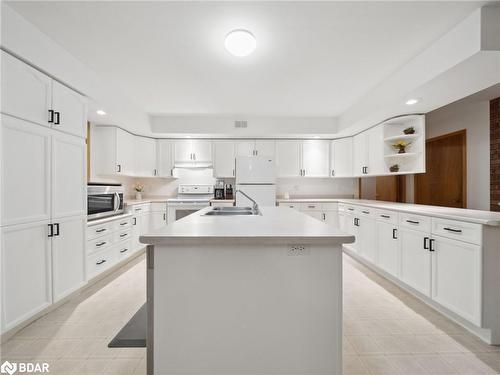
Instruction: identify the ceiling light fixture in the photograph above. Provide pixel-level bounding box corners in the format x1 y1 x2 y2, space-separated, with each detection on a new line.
96 109 107 116
405 98 420 106
225 29 256 57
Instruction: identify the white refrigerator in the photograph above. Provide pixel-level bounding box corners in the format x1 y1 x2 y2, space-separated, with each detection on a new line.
235 156 276 207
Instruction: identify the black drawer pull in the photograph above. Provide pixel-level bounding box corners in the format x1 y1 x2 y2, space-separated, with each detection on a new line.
120 248 128 253
362 210 370 214
96 259 106 265
135 208 142 211
348 208 354 211
380 214 390 219
95 241 106 247
120 233 128 238
423 237 429 250
392 228 397 239
120 222 128 226
308 206 316 209
95 228 106 233
406 220 420 225
443 227 462 233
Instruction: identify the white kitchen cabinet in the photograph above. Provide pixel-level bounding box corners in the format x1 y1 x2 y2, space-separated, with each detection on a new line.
357 216 377 263
52 131 86 219
330 138 353 177
174 140 193 163
1 221 52 331
174 139 212 165
338 211 348 232
376 221 399 277
353 133 368 177
51 81 86 138
431 235 481 325
150 203 168 231
366 125 385 175
235 140 255 157
51 215 86 302
213 140 236 178
255 140 275 157
302 140 330 177
399 227 431 297
135 136 157 176
131 215 142 250
275 140 302 177
191 140 212 163
92 126 136 176
1 51 52 127
157 139 174 177
1 115 51 226
302 210 323 220
323 210 339 227
116 128 136 175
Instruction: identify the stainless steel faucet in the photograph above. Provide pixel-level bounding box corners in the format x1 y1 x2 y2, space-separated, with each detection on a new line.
235 190 259 211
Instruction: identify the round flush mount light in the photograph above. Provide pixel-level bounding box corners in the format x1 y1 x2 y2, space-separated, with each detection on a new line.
405 98 420 106
225 29 256 57
96 109 107 116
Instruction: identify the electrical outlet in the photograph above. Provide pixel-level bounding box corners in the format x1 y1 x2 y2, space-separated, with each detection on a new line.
288 245 309 256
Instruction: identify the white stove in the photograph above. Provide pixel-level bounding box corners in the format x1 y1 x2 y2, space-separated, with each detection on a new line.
167 184 214 222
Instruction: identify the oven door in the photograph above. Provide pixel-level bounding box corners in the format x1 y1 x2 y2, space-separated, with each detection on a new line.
88 193 124 220
168 202 208 222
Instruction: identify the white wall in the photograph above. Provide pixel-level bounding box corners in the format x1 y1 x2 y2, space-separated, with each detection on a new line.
424 98 490 210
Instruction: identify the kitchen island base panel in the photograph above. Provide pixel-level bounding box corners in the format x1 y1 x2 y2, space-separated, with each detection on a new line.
148 243 342 375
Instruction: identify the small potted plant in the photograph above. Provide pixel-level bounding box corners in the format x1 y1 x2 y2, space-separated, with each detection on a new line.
134 182 144 200
392 140 411 154
390 164 400 173
403 126 415 135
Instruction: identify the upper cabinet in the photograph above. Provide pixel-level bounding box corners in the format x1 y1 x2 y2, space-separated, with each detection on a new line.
235 140 275 157
135 136 156 177
115 128 136 175
1 51 86 138
276 140 329 178
353 132 368 177
330 138 353 177
213 140 236 178
174 140 212 167
157 140 174 177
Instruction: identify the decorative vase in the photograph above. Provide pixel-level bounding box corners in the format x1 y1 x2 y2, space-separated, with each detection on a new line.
135 192 143 200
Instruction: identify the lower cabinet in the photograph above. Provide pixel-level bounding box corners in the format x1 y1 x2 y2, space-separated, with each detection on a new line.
399 227 431 297
357 216 377 263
1 221 52 332
431 235 481 325
376 221 399 278
150 203 168 231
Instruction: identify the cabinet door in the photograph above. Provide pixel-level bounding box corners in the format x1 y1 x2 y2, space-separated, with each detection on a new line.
431 235 481 325
367 125 385 175
255 140 275 157
323 210 339 228
191 140 212 163
135 136 156 176
52 216 86 302
338 212 348 232
141 213 151 236
331 138 353 177
213 140 236 178
275 140 301 177
116 128 136 175
52 132 86 219
353 133 367 177
150 211 168 231
157 139 174 177
399 228 431 297
1 115 51 226
174 140 193 163
131 215 141 250
348 216 359 252
302 210 323 221
51 81 86 138
1 51 51 127
376 221 399 277
235 140 255 157
1 221 52 331
302 140 329 177
358 217 377 263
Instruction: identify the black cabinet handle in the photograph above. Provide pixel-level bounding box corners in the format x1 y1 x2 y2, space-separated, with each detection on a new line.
406 220 419 225
96 260 106 265
392 228 397 239
348 208 354 211
443 227 462 233
354 218 360 227
54 111 60 125
120 248 128 253
423 237 429 250
48 224 54 238
120 233 127 238
96 241 106 247
133 217 137 225
48 110 54 123
154 169 157 176
120 222 127 226
322 213 326 221
331 170 335 176
362 210 370 214
96 228 106 233
163 213 166 220
135 208 142 211
380 214 390 219
54 223 60 236
117 164 122 173
429 238 435 252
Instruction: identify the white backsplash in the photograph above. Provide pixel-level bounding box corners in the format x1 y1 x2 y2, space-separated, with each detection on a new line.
276 177 358 198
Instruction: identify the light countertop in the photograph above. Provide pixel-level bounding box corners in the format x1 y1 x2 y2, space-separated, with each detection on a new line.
277 198 341 203
140 206 355 245
124 196 172 206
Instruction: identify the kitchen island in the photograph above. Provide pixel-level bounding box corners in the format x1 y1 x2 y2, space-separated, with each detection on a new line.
140 206 354 375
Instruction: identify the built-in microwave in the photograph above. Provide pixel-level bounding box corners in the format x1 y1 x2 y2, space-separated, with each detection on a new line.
87 183 124 221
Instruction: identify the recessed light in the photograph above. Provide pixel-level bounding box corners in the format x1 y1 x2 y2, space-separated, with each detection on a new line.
96 110 107 116
225 29 256 57
405 98 420 106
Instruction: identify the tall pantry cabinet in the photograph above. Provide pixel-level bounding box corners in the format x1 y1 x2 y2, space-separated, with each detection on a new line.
0 51 87 333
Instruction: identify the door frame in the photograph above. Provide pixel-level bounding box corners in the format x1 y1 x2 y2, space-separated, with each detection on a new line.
414 129 467 208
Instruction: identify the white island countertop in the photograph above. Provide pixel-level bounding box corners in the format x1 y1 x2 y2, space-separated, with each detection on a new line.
140 206 355 245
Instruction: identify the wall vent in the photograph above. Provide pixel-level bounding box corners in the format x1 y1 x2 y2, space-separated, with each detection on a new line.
234 120 248 128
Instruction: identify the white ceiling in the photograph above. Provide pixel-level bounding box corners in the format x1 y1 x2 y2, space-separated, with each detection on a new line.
7 1 484 117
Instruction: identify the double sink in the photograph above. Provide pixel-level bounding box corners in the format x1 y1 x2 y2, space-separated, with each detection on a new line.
203 206 261 216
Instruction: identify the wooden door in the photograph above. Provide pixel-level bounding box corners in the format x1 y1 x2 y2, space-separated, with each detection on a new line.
415 130 466 208
376 176 406 202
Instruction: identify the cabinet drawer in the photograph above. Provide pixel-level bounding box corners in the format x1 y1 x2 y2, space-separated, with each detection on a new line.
279 203 300 210
87 234 113 254
114 229 132 243
150 202 167 212
300 203 322 211
113 217 132 231
399 213 431 232
87 222 113 240
357 206 375 218
375 209 398 225
432 218 482 245
86 247 117 280
339 204 357 215
131 203 150 214
322 202 338 211
115 240 133 261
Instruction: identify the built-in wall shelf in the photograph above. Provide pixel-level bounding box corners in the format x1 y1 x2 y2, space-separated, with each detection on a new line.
383 134 419 142
384 152 419 159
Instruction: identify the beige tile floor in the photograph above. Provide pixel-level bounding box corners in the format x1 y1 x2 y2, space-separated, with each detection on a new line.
1 253 499 375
